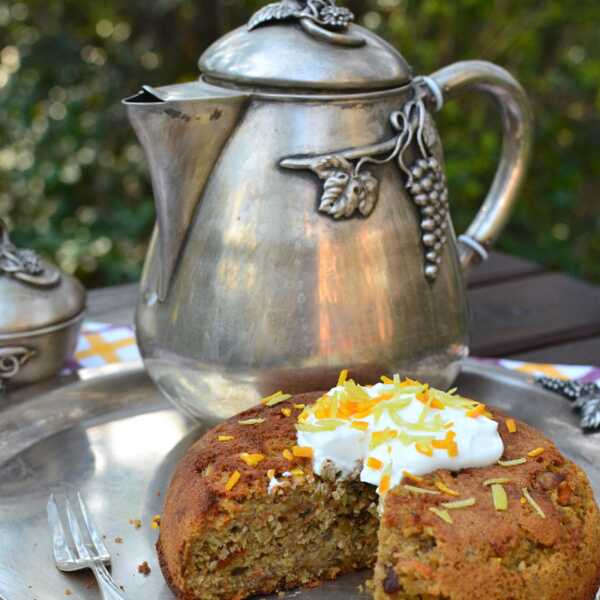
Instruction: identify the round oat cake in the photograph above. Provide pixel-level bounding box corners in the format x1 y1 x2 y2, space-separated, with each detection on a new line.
157 391 600 600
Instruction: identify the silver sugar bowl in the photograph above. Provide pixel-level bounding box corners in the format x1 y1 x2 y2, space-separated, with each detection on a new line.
0 221 86 392
124 0 533 420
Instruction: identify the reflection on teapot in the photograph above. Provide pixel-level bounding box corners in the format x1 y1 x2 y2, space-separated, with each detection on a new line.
124 0 532 420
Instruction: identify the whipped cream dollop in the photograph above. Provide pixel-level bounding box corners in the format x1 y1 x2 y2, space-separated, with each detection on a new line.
296 376 504 495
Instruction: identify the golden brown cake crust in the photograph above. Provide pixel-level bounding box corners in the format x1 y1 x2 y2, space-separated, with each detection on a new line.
375 414 600 600
158 394 600 600
157 392 323 598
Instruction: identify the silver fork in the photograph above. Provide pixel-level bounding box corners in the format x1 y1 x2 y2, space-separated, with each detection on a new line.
47 491 126 599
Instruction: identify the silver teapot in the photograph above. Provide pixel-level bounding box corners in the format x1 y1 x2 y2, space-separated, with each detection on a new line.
124 0 532 419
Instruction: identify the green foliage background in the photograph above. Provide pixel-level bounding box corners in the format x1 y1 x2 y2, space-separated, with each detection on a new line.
1 0 599 287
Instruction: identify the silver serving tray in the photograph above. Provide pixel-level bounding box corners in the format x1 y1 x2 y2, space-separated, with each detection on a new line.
1 360 599 600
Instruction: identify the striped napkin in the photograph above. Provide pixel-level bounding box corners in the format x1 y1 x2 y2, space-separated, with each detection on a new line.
68 322 600 386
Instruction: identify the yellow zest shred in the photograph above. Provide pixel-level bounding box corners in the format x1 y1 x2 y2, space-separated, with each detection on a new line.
370 429 397 449
261 391 293 407
151 515 161 529
527 447 545 458
402 470 424 483
415 442 433 457
435 481 460 496
443 421 454 429
267 469 276 480
238 418 265 426
218 435 234 442
381 375 394 384
225 471 241 491
292 446 314 459
429 507 453 524
337 369 349 386
491 483 508 511
466 403 486 418
282 449 294 461
404 485 440 495
367 457 384 470
483 478 510 486
281 408 292 417
498 457 527 467
294 404 306 410
522 488 546 518
290 467 304 477
505 418 517 433
239 452 265 467
378 473 391 495
351 421 369 431
441 498 476 509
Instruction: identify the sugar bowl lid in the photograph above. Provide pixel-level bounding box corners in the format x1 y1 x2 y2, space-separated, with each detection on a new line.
0 221 86 336
199 0 412 91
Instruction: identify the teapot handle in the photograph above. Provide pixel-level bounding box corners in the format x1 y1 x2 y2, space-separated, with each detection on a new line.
427 60 533 271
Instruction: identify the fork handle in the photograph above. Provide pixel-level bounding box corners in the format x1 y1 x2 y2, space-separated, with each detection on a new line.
92 561 127 600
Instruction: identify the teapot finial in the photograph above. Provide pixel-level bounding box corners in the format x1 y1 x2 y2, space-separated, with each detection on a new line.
248 0 366 47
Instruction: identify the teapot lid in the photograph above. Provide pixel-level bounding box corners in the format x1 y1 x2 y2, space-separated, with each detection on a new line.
199 1 412 92
0 221 86 336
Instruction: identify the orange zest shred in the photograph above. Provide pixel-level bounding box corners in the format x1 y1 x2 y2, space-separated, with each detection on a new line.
378 473 391 494
225 471 241 491
431 431 458 457
239 452 265 467
281 408 292 417
367 457 384 470
466 403 487 418
436 481 460 496
527 447 545 458
292 446 314 459
402 470 424 484
218 435 234 442
505 418 517 433
282 449 294 461
351 421 369 431
415 442 433 457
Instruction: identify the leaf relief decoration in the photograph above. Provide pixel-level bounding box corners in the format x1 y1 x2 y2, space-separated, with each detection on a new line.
309 156 379 219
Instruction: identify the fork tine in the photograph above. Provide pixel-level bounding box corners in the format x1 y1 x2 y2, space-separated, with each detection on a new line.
65 495 92 562
77 491 111 562
47 493 77 566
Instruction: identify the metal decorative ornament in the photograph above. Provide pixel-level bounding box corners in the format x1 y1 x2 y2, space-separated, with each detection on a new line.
248 0 365 47
0 347 36 394
281 78 449 280
0 221 60 287
536 376 600 432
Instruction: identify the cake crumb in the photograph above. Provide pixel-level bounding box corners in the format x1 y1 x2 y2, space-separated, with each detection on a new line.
129 518 142 529
65 590 72 596
138 561 151 576
114 536 123 544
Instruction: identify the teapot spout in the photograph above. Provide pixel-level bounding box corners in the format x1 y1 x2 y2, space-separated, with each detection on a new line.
124 82 249 301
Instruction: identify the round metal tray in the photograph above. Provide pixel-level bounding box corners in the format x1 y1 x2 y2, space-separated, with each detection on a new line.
0 360 598 600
